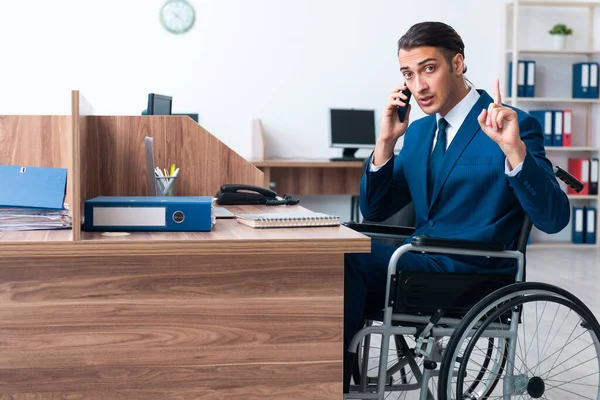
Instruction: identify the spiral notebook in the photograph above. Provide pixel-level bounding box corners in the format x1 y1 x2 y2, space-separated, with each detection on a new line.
235 212 340 228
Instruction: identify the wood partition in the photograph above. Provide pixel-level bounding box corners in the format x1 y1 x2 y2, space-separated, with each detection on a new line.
0 114 73 210
80 115 264 200
71 90 93 241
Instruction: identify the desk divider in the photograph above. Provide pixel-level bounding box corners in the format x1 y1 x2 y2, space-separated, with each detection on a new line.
0 90 265 242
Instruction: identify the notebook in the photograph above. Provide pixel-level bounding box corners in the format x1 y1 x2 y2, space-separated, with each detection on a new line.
235 212 340 228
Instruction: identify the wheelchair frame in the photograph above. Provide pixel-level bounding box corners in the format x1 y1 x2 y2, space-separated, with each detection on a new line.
346 242 525 400
344 166 599 400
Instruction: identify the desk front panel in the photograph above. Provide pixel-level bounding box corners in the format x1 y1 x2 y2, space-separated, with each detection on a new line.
0 251 344 399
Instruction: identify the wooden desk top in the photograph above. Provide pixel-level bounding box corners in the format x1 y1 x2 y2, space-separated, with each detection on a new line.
0 205 370 258
251 159 364 168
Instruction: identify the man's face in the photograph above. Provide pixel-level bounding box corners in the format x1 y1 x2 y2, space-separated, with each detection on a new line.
398 46 462 116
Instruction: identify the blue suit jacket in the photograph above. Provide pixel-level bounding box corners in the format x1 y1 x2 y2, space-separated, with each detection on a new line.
360 89 570 271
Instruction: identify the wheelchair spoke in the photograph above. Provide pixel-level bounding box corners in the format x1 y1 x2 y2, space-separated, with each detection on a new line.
537 301 562 371
540 329 589 378
545 352 598 381
544 383 597 400
545 370 600 388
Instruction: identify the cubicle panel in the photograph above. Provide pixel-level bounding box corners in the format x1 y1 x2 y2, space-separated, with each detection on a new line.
82 116 263 199
71 90 94 241
0 115 72 208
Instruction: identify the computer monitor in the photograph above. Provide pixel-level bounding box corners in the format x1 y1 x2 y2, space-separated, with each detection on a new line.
146 93 173 115
173 113 199 122
330 108 376 161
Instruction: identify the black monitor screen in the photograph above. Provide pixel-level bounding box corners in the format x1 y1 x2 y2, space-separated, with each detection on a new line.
330 109 376 147
148 93 172 115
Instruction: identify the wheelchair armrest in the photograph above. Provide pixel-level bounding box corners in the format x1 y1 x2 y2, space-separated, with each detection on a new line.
343 222 415 239
411 235 506 252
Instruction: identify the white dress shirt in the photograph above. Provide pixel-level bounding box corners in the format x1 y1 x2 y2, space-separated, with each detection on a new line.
371 86 523 176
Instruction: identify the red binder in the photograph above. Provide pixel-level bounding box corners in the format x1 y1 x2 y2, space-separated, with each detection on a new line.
562 109 572 147
568 158 589 195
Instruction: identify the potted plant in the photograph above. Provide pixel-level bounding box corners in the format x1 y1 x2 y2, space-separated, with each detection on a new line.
549 23 573 50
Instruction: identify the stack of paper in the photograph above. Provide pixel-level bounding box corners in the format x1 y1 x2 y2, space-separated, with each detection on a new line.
0 204 72 231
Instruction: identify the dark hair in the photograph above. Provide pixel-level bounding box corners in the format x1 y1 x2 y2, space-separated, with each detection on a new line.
397 21 467 74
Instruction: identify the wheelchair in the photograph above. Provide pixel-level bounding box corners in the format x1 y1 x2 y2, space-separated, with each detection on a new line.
343 166 600 400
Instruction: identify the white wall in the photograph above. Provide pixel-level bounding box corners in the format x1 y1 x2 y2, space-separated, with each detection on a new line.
0 0 510 160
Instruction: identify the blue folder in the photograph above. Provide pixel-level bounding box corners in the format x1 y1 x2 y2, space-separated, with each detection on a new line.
0 164 67 210
83 196 213 232
525 60 536 97
572 206 585 244
508 61 526 98
585 206 596 244
529 110 554 146
573 62 599 99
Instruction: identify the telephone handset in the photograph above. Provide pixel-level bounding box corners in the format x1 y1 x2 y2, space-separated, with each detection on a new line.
397 86 412 123
215 184 299 206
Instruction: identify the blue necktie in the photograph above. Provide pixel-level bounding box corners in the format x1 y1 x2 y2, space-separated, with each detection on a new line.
428 118 449 202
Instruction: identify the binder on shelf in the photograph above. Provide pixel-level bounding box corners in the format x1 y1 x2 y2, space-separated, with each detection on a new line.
572 206 585 244
508 61 526 98
585 207 597 244
591 62 599 99
553 110 563 147
590 158 599 195
573 62 599 99
525 61 536 97
567 158 590 195
83 196 213 232
562 109 572 147
530 110 554 146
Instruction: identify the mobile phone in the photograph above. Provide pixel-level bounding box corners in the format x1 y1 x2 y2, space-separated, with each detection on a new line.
397 87 412 123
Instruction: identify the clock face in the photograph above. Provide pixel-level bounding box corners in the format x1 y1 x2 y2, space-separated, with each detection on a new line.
160 0 195 34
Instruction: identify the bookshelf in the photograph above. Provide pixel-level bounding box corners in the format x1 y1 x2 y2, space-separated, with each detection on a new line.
506 0 600 248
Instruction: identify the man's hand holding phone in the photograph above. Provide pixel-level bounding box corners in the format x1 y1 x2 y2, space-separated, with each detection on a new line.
373 84 412 166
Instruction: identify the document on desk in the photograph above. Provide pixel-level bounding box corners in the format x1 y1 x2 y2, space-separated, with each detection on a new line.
235 212 339 228
0 204 72 231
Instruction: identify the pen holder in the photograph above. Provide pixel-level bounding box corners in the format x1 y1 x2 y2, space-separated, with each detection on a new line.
155 175 178 196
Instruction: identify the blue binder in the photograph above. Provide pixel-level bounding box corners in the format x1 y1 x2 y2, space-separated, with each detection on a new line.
525 61 536 97
529 110 554 146
508 61 526 98
573 62 599 98
553 110 563 147
572 206 585 244
591 62 599 99
585 206 596 244
0 164 67 210
83 196 213 232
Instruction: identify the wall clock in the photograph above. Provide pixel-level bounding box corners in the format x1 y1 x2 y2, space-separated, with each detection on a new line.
160 0 195 34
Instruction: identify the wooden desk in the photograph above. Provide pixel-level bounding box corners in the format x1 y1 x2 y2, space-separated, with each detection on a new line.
251 159 365 196
0 205 370 399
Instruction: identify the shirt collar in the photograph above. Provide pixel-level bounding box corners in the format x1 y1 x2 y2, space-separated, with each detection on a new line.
436 85 480 129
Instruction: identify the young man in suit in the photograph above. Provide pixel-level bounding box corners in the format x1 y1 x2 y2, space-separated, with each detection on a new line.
343 21 570 391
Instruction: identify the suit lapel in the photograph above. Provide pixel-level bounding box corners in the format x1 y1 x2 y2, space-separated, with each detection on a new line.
429 90 493 208
415 116 437 209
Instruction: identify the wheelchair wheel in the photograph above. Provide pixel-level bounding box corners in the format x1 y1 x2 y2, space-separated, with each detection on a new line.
438 282 600 399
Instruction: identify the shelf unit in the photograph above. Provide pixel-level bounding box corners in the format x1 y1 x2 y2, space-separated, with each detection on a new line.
506 0 600 248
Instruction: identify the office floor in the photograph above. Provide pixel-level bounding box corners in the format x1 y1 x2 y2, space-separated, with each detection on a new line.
526 247 600 316
351 247 600 400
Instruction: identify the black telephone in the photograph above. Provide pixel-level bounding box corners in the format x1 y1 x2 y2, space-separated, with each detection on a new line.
397 86 412 123
215 184 299 206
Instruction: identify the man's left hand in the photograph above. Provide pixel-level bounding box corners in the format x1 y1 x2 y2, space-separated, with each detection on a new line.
477 78 526 169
